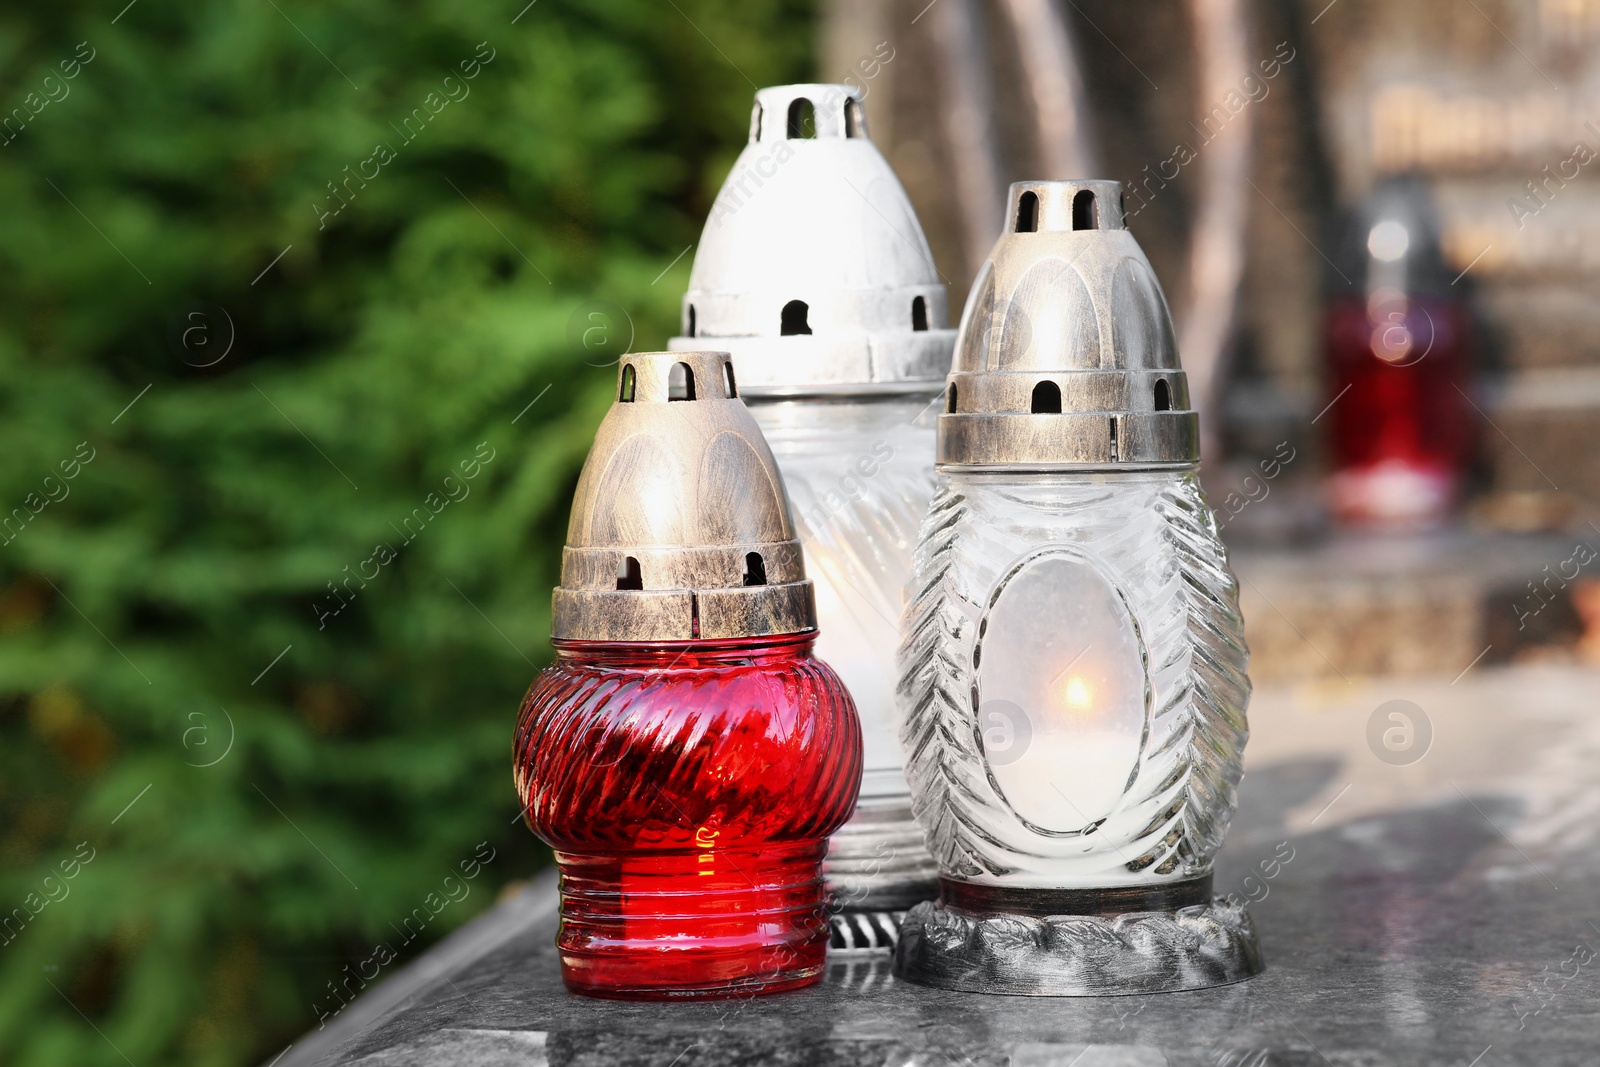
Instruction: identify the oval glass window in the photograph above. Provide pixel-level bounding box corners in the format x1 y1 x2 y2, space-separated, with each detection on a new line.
975 551 1147 835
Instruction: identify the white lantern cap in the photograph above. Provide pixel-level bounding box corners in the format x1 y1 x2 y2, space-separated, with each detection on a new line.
669 84 957 398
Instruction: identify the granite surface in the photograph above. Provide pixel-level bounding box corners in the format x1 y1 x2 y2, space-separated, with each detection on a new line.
278 664 1600 1066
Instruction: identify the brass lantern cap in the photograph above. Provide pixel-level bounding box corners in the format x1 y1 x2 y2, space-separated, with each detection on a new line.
553 351 816 642
938 180 1200 470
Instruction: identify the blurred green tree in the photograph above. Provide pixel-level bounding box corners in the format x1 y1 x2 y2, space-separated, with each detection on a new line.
0 1 813 1063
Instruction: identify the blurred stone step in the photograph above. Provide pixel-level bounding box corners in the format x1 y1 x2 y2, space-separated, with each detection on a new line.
1478 285 1600 373
1477 399 1600 503
1232 527 1596 682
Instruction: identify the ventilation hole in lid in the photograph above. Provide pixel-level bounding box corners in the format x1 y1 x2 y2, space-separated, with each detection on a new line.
781 299 812 336
1109 416 1119 461
619 364 636 402
1072 189 1098 230
616 556 643 590
912 295 928 332
1031 380 1062 414
787 97 816 139
946 384 958 413
668 362 696 401
844 98 865 138
723 361 737 398
690 592 700 639
686 304 697 338
742 552 767 587
1154 379 1172 411
1016 191 1040 233
751 103 763 140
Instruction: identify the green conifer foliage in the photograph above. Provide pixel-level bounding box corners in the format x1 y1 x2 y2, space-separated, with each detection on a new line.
0 2 812 1063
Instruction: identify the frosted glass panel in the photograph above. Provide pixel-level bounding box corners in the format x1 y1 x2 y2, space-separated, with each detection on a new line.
752 399 935 797
977 551 1146 835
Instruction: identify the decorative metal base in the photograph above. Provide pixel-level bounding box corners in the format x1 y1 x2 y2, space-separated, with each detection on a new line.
893 887 1263 996
829 909 908 952
823 796 939 952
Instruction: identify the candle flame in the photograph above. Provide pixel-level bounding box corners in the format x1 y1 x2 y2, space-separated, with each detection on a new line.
1064 675 1092 710
695 824 718 876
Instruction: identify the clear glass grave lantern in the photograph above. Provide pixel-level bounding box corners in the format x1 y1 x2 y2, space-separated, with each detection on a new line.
513 351 863 999
893 181 1262 995
669 84 957 948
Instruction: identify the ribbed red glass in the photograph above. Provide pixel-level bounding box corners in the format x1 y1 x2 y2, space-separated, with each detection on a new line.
1324 293 1475 524
513 632 862 1000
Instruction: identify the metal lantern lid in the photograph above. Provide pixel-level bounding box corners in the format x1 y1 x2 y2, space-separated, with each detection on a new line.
553 351 816 642
938 180 1200 470
668 84 957 398
1333 175 1452 297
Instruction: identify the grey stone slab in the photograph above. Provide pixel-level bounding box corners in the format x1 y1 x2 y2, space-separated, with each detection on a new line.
281 664 1600 1066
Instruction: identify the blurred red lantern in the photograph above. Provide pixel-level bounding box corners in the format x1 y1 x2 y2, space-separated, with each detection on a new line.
1323 182 1476 525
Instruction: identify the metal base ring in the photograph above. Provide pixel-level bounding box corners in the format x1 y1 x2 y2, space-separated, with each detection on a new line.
892 893 1264 996
828 909 908 953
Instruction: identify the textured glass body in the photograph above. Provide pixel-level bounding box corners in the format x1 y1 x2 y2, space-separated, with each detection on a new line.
514 634 862 998
897 470 1250 888
751 397 941 908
